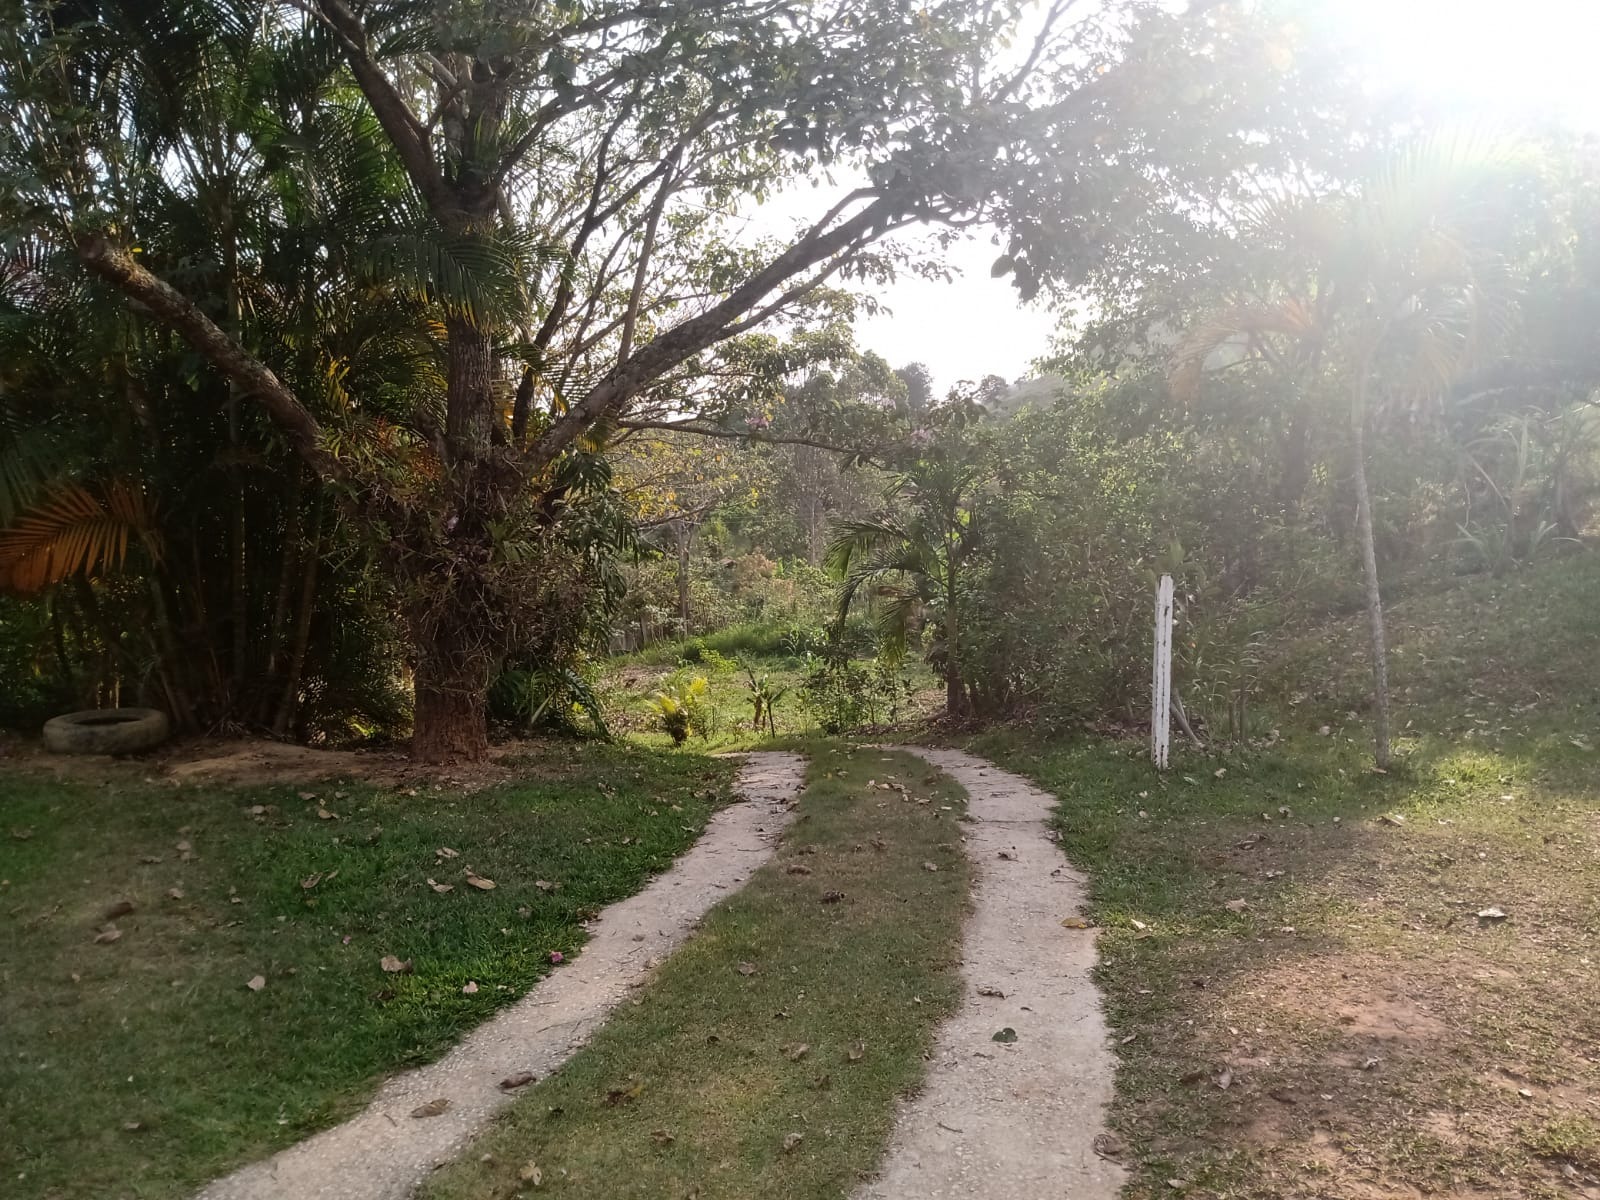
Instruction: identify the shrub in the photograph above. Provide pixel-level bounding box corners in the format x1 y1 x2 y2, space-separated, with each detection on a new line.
798 653 912 734
648 673 713 744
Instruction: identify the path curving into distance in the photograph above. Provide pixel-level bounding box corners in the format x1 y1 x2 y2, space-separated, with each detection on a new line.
857 747 1125 1200
196 751 807 1200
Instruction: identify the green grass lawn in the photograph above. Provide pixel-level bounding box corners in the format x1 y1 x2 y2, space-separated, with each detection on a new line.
421 742 971 1200
0 742 738 1200
973 555 1600 1199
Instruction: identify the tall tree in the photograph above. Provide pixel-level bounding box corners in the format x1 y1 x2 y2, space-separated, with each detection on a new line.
2 0 1316 760
1173 139 1522 767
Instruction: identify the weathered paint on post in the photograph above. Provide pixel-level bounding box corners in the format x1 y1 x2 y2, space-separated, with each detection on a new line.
1151 574 1173 770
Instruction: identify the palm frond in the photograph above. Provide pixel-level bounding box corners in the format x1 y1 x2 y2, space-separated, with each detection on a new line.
0 480 158 593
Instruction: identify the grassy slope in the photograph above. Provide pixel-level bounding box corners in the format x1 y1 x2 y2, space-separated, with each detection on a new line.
0 743 737 1200
975 555 1600 1199
422 743 970 1200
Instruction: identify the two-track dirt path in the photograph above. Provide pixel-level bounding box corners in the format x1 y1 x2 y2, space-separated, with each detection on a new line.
195 745 1121 1200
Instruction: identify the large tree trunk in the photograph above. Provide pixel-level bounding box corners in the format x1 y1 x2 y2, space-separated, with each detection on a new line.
412 650 494 764
410 312 501 763
1350 399 1392 769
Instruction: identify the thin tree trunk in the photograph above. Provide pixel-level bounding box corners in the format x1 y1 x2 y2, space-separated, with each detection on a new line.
943 552 966 718
272 499 324 738
675 519 692 627
264 465 306 681
1350 391 1392 769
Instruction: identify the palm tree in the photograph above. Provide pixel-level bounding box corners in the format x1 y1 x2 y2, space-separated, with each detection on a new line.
826 430 987 718
1173 139 1519 767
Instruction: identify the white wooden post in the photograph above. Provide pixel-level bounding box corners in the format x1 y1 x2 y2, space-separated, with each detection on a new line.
1151 574 1174 770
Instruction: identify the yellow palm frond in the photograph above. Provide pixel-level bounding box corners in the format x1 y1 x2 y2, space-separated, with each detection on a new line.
0 480 158 594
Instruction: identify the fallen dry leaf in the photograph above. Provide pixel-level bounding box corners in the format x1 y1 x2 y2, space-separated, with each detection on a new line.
736 961 757 976
93 926 122 945
465 871 496 891
922 861 939 872
461 981 479 995
1215 1069 1233 1090
1060 915 1093 930
534 879 558 892
166 887 184 900
847 1041 865 1062
783 1043 810 1062
1477 906 1509 922
101 899 135 921
379 955 413 974
977 985 1006 998
650 1129 675 1146
426 878 454 894
499 1072 536 1091
436 846 460 859
781 1132 804 1153
1224 898 1249 913
519 1162 542 1185
246 975 266 991
410 1098 450 1118
1092 1132 1125 1160
820 890 845 904
300 873 323 890
315 808 337 821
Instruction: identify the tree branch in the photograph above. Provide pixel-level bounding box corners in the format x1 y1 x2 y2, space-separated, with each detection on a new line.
529 198 895 470
76 234 345 484
616 419 878 457
312 0 456 220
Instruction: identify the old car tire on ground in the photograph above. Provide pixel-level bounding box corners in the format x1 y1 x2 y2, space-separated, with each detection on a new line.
42 708 171 755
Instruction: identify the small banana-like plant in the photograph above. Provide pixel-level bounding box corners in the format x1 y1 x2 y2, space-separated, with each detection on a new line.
649 674 711 744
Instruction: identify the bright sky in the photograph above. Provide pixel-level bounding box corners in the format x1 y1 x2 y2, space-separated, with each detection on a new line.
806 0 1600 396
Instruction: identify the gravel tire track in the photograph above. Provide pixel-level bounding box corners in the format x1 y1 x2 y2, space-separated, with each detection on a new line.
195 751 806 1200
856 746 1124 1200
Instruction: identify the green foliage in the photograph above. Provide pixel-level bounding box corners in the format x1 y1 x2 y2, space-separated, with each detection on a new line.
489 663 611 741
797 652 913 735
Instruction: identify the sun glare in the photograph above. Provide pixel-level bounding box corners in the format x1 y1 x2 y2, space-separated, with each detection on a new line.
1334 0 1600 129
